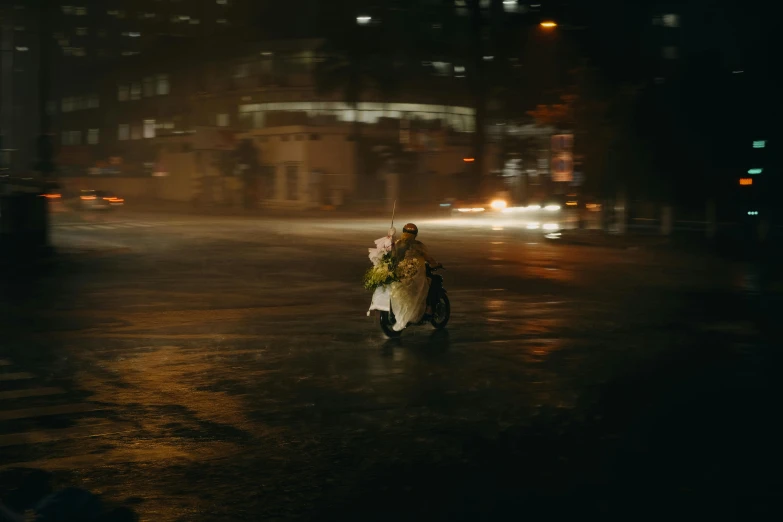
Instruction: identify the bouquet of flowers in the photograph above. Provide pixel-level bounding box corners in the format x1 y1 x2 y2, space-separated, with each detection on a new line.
395 257 420 283
363 234 399 291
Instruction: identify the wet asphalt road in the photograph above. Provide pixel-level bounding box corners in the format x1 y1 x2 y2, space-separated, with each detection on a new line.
1 209 780 520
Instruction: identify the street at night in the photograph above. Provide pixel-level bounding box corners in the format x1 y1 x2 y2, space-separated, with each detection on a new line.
1 0 779 519
1 209 779 520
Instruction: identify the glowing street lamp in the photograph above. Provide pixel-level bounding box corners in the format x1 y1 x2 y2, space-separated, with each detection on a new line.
540 21 557 28
356 15 371 25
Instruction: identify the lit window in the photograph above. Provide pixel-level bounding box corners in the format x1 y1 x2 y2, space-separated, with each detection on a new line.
62 6 73 14
127 32 141 38
71 130 82 145
432 61 451 76
61 97 74 112
143 119 156 139
87 128 99 145
143 76 155 97
87 94 99 108
118 124 130 140
217 0 228 5
189 19 200 24
118 84 129 101
217 113 230 127
75 6 87 16
75 27 87 36
131 125 142 140
663 14 679 27
502 0 518 13
15 46 29 52
217 18 228 24
156 74 170 95
130 82 141 100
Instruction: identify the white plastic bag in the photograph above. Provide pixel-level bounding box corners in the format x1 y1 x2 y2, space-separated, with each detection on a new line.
367 285 391 315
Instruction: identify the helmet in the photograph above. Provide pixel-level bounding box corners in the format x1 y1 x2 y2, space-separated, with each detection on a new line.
402 223 418 236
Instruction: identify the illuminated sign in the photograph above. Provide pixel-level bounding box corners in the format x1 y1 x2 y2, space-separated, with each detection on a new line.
748 168 763 175
739 178 753 185
753 140 766 148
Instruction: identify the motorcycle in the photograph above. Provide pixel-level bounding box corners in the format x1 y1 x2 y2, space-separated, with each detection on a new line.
373 264 451 338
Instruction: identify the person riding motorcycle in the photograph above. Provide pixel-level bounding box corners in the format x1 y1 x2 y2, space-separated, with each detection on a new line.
393 223 442 317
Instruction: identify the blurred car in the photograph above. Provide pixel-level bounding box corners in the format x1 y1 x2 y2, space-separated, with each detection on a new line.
437 198 457 214
450 195 510 216
79 189 124 210
41 183 69 212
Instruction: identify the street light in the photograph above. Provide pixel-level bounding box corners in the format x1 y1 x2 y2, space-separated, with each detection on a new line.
356 15 371 25
540 21 557 28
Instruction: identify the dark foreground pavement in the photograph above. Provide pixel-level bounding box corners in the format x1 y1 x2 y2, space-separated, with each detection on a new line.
1 211 781 520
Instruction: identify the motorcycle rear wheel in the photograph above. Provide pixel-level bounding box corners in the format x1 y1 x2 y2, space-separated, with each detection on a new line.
379 310 403 338
430 293 451 329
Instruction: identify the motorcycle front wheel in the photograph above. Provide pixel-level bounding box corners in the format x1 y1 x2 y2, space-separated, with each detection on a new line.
430 293 451 330
379 310 403 338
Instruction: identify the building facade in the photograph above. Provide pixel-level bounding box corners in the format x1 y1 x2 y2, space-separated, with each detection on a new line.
1 1 40 172
53 31 481 205
1 0 253 173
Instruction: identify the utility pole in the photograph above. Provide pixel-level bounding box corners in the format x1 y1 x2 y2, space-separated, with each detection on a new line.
0 5 14 175
34 0 54 178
